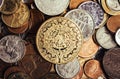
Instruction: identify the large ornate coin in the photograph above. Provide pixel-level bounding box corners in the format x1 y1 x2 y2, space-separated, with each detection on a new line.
36 17 82 64
34 0 69 16
0 35 26 63
65 9 95 40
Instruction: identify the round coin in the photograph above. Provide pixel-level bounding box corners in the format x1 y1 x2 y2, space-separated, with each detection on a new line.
65 9 95 41
34 0 69 16
78 1 104 28
115 28 120 46
103 48 120 79
1 3 30 28
0 35 26 63
36 17 83 64
56 58 80 79
41 73 63 79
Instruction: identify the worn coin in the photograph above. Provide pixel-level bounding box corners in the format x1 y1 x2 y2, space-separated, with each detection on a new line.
36 17 83 64
56 58 80 79
115 28 120 46
0 35 26 63
78 1 104 28
41 73 63 79
65 9 95 41
34 0 69 16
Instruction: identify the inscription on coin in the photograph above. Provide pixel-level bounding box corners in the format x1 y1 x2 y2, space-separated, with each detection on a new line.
36 17 83 64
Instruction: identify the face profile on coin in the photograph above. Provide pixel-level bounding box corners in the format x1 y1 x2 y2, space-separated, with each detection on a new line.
0 35 26 63
36 17 83 64
115 28 120 46
56 58 80 79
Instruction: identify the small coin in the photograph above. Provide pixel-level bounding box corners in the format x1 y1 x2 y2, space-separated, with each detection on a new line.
41 73 63 79
107 15 120 33
1 3 30 28
84 59 103 79
78 1 104 28
36 17 83 64
115 28 120 46
103 48 120 79
78 37 99 58
0 35 26 63
34 0 69 16
96 26 117 49
65 9 95 41
56 58 80 79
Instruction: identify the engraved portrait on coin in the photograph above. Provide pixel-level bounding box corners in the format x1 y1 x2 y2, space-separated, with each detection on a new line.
36 17 83 64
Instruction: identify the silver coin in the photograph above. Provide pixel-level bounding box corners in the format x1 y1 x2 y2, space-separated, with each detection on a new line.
115 28 120 46
65 9 95 41
78 1 104 28
34 0 69 16
55 58 80 79
0 35 26 63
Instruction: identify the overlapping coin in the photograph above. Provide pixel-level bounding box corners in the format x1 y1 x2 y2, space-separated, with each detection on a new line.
36 17 83 64
115 28 120 46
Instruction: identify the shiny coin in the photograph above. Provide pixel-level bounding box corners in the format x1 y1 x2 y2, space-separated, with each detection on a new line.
103 48 120 79
56 58 80 78
36 17 83 64
65 9 94 41
41 73 63 79
78 1 104 28
34 0 69 16
1 3 30 28
96 26 117 49
115 28 120 46
0 35 26 63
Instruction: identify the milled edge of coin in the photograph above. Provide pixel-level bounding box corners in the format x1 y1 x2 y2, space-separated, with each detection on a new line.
36 17 83 64
115 28 120 46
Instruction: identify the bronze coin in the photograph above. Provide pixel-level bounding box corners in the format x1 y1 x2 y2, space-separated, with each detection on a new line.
41 73 63 79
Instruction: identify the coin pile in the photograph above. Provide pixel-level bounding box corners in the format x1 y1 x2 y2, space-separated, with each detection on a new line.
0 0 120 79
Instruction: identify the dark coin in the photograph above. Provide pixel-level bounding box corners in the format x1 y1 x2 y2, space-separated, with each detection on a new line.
41 73 63 79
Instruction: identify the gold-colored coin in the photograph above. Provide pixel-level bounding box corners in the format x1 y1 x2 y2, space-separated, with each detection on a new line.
1 3 30 28
36 17 83 64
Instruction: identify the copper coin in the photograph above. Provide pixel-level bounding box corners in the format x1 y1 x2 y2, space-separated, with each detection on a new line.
41 73 63 79
103 48 120 79
115 28 120 46
84 60 103 79
0 35 26 63
107 15 120 33
79 36 99 58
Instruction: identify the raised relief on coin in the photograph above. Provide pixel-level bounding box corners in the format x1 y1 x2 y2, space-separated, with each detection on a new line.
1 3 30 28
0 35 26 63
115 28 120 46
96 26 117 49
56 58 80 78
36 17 83 64
41 73 63 79
78 1 104 28
34 0 69 16
103 48 120 79
65 9 95 41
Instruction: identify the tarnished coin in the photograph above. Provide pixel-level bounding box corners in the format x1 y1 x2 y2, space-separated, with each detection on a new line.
84 60 103 79
65 9 95 40
0 35 26 63
96 26 117 49
79 37 99 58
41 73 63 79
103 48 120 79
115 28 120 46
36 17 83 64
1 3 30 28
56 58 80 79
34 0 69 16
78 1 104 28
22 0 34 4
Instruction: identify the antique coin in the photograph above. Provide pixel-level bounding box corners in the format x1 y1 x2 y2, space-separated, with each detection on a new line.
78 1 104 28
0 35 26 63
115 28 120 46
41 73 63 79
96 26 117 49
34 0 69 16
103 48 120 79
56 58 80 78
1 3 30 28
8 72 32 79
36 17 83 64
65 9 94 41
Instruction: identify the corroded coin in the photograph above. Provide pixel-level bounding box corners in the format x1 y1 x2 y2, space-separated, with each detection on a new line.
1 3 30 28
115 28 120 46
78 1 104 28
103 48 120 79
41 73 63 79
34 0 69 16
0 35 26 63
65 9 95 41
56 58 80 79
36 17 83 64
